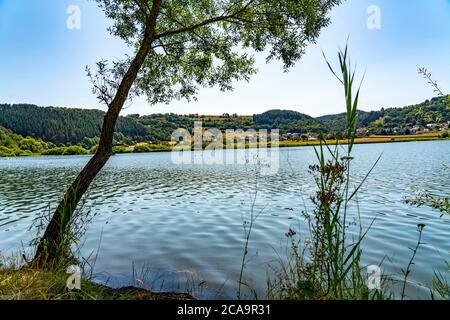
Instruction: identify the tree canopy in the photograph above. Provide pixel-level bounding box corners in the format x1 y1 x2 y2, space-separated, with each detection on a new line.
90 0 341 106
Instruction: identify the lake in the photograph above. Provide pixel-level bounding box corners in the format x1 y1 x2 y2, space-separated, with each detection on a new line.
0 140 449 299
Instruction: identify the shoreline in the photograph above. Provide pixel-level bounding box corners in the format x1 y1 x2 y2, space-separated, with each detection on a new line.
0 266 195 300
1 135 448 158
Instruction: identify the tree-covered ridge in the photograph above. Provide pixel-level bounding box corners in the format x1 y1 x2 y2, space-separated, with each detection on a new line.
0 104 149 147
0 95 449 147
254 109 315 124
368 96 450 134
317 110 384 133
252 109 324 134
315 95 450 135
139 96 449 136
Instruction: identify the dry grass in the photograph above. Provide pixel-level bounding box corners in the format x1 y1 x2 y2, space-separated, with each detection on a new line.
0 267 194 300
279 133 443 148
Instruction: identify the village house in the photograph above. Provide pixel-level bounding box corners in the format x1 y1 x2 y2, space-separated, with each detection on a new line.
357 127 369 136
426 123 440 131
411 125 425 134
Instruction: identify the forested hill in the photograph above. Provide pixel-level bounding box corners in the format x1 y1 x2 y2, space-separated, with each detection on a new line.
0 95 449 146
369 96 450 132
252 109 324 133
318 95 450 134
316 110 385 133
0 104 149 147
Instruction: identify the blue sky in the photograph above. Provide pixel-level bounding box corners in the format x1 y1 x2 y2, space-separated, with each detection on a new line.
1 0 450 116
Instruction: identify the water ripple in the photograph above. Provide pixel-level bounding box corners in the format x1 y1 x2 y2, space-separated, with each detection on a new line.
0 141 449 299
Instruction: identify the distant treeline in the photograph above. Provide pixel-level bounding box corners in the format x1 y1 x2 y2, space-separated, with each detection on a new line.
0 96 449 147
0 126 174 157
318 96 450 135
0 104 148 148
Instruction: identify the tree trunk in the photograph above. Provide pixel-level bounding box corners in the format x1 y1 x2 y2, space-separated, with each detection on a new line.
32 24 157 266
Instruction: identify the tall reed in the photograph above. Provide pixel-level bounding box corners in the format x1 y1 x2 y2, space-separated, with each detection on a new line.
269 45 384 300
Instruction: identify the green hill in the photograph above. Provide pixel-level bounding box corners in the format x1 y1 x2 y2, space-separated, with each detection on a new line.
0 104 150 148
254 109 316 125
252 110 324 133
368 96 450 134
317 110 384 133
317 96 449 134
0 96 449 148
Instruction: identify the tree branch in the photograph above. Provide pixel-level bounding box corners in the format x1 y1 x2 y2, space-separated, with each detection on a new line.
157 10 218 50
147 0 163 36
133 0 149 17
155 0 257 40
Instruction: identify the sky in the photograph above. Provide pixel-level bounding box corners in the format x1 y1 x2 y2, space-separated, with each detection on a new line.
1 0 450 117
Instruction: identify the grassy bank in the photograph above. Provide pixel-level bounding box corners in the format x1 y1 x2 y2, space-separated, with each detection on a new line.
278 133 445 148
0 267 193 300
2 133 447 158
121 132 447 151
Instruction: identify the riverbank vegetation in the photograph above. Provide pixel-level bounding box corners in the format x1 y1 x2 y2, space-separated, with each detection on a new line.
0 127 62 157
267 47 384 300
1 95 449 151
266 47 449 300
0 262 193 300
1 125 447 158
0 127 92 157
0 127 176 157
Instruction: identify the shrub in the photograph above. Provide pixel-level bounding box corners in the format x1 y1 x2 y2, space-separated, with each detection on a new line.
19 138 45 154
133 143 170 153
133 144 153 153
42 146 90 156
63 146 89 155
0 146 15 157
112 145 131 154
18 150 34 157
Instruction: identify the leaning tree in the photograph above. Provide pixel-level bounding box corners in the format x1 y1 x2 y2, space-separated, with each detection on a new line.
33 0 341 264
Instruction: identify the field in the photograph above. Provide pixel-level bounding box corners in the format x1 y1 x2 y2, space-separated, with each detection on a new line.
116 132 446 153
278 133 444 148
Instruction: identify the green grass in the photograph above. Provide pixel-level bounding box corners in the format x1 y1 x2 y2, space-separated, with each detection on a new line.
278 134 445 148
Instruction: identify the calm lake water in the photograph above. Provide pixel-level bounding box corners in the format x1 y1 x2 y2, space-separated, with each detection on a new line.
1 140 449 299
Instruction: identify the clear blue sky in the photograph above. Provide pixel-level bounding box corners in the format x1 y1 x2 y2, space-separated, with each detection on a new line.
1 0 450 117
